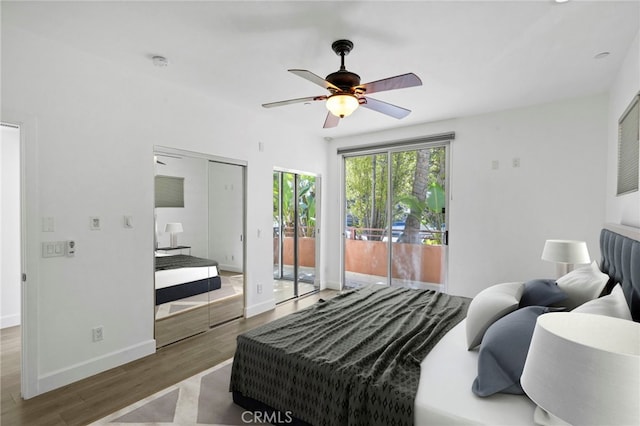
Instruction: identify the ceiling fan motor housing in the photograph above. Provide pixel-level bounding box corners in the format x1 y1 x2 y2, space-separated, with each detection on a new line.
326 70 361 92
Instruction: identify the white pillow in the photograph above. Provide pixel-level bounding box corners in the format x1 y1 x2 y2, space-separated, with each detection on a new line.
556 261 608 310
465 282 524 350
573 284 632 320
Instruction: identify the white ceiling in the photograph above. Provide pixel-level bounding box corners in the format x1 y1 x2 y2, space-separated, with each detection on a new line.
3 0 639 139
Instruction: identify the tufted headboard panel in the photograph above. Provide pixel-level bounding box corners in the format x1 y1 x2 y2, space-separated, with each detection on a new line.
600 226 640 322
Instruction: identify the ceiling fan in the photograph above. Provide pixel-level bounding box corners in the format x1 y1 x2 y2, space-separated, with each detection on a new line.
262 40 422 128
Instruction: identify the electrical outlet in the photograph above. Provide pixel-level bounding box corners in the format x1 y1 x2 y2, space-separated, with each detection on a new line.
92 326 104 342
257 283 263 294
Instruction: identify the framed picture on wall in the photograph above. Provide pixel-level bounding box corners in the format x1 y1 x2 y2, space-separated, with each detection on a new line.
617 92 639 196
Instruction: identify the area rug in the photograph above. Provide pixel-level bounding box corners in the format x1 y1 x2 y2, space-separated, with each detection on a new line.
91 359 266 425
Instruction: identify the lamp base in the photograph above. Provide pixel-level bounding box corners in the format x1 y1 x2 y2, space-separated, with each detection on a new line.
170 233 178 248
554 263 574 279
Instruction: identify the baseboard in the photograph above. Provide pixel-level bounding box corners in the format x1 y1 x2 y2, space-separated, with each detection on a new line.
1 313 20 329
323 280 342 291
218 264 243 273
37 339 156 396
244 298 275 318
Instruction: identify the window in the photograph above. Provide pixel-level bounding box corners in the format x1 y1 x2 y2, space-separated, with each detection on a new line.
617 92 639 196
155 175 184 207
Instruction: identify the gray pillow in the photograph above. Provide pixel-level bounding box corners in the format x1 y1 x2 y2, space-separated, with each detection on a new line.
519 279 567 308
472 306 552 397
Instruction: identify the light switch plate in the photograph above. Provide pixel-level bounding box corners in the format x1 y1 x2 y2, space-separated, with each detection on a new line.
42 241 65 258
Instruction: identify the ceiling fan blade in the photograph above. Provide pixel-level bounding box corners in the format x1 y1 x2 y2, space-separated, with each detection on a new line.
323 111 340 128
262 95 327 108
289 69 340 92
358 73 422 95
360 97 411 119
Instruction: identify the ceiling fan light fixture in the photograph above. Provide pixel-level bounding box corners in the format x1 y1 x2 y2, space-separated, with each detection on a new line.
326 94 359 118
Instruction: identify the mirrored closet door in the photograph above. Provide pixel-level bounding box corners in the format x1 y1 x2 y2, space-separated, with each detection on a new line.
154 148 246 347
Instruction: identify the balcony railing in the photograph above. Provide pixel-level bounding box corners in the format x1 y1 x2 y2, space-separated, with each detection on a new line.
345 226 443 244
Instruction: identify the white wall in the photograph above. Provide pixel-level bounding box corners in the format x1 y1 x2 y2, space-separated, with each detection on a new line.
2 26 328 396
209 161 244 272
1 125 22 328
327 94 608 298
606 30 640 227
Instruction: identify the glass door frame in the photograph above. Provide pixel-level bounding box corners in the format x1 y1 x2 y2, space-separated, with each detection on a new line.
273 167 321 302
340 140 451 292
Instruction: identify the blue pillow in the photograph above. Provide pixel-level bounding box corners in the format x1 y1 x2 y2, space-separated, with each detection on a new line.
472 306 552 397
518 279 567 308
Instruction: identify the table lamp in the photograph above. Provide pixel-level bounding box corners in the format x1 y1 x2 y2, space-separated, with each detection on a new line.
164 222 183 248
541 239 590 277
521 312 640 426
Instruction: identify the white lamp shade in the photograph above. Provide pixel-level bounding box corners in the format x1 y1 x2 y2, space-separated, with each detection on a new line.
326 94 359 118
521 312 640 426
541 240 590 264
164 222 183 233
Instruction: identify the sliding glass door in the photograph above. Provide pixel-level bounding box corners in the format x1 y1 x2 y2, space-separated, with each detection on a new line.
273 170 319 303
343 143 448 290
343 154 389 286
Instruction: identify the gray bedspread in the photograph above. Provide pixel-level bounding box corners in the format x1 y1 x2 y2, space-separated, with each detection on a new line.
230 285 470 426
154 254 218 271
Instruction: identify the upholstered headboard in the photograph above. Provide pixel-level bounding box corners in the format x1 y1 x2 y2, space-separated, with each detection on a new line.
600 225 640 322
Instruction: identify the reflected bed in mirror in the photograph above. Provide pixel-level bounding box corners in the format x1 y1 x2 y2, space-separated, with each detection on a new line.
154 254 244 347
154 252 243 320
155 252 221 312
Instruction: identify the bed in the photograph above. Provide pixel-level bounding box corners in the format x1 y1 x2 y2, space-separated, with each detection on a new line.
230 225 640 425
154 253 222 305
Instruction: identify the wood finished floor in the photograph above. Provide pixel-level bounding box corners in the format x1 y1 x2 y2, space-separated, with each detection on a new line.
0 290 336 426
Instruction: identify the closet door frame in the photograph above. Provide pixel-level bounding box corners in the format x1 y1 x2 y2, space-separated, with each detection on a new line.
153 146 247 346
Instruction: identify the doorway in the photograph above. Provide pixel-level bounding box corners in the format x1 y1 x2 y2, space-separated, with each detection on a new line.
1 123 22 329
1 121 27 398
153 148 246 347
342 143 449 291
272 170 320 303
